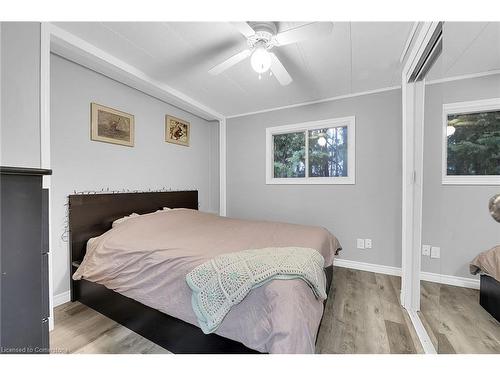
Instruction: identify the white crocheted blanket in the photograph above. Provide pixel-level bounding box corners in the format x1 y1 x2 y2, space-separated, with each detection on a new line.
186 247 327 334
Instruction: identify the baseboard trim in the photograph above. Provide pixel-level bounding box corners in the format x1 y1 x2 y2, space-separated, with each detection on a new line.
333 258 480 289
333 258 402 276
420 271 480 290
53 290 71 307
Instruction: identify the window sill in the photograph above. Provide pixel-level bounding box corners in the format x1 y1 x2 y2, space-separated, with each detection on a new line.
442 176 500 186
266 176 355 185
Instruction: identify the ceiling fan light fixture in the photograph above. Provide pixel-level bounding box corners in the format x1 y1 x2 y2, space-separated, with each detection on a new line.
251 47 272 74
211 21 332 85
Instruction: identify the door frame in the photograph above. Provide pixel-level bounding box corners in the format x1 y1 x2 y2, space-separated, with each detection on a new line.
401 21 442 353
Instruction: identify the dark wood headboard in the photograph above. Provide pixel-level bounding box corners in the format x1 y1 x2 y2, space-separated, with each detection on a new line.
68 191 198 266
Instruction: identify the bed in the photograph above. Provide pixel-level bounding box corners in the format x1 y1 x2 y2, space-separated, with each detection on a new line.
470 245 500 322
69 191 341 354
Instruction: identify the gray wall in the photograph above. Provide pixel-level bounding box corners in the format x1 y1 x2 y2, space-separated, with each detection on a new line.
422 74 500 278
51 54 219 296
0 22 41 167
227 89 403 268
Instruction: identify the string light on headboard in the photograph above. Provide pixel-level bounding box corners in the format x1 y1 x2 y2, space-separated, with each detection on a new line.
70 187 199 195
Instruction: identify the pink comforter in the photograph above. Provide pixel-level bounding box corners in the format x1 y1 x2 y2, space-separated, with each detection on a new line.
73 209 341 353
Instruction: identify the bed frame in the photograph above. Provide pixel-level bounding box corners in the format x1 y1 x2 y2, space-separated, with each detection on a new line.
480 274 500 323
68 191 333 354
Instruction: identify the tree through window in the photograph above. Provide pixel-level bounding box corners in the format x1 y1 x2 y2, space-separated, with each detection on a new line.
266 117 355 184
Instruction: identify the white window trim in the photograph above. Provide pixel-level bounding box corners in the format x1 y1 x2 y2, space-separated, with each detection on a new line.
265 116 355 185
442 97 500 185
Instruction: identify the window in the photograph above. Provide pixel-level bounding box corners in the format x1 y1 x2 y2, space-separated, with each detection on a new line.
273 131 306 178
442 99 500 185
266 117 355 184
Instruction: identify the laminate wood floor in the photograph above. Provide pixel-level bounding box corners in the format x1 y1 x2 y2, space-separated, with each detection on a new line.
419 280 500 354
50 267 423 354
50 302 169 354
316 267 423 353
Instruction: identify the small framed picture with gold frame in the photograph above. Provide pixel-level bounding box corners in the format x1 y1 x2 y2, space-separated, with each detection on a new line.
165 115 190 147
91 103 134 147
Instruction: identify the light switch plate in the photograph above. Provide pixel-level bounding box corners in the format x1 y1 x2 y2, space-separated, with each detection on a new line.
422 245 431 256
365 239 372 249
431 246 441 259
357 239 365 249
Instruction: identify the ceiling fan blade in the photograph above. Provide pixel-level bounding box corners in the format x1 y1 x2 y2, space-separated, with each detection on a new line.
275 22 333 46
208 49 252 75
270 53 292 86
230 22 255 38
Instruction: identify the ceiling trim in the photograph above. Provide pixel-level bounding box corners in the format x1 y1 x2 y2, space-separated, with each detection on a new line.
425 69 500 86
48 23 224 121
227 67 500 120
226 85 402 119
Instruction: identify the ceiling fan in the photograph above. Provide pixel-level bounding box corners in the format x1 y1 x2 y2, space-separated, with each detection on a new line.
208 22 334 86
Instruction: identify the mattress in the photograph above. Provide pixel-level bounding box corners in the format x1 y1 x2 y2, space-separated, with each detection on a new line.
73 208 341 353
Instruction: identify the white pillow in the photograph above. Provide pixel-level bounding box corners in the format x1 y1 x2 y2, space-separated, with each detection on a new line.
112 208 170 228
112 213 140 228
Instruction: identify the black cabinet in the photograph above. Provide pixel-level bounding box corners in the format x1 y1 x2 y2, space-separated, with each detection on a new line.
0 166 52 354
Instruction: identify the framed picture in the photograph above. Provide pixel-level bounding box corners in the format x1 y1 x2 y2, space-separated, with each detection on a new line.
91 103 134 147
165 115 190 146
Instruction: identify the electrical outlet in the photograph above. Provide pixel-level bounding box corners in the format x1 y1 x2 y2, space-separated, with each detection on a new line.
431 246 441 259
422 245 431 256
365 239 372 249
357 239 365 249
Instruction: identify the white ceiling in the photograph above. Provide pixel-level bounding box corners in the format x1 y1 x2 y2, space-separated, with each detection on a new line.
52 22 500 118
427 22 500 81
53 22 414 117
